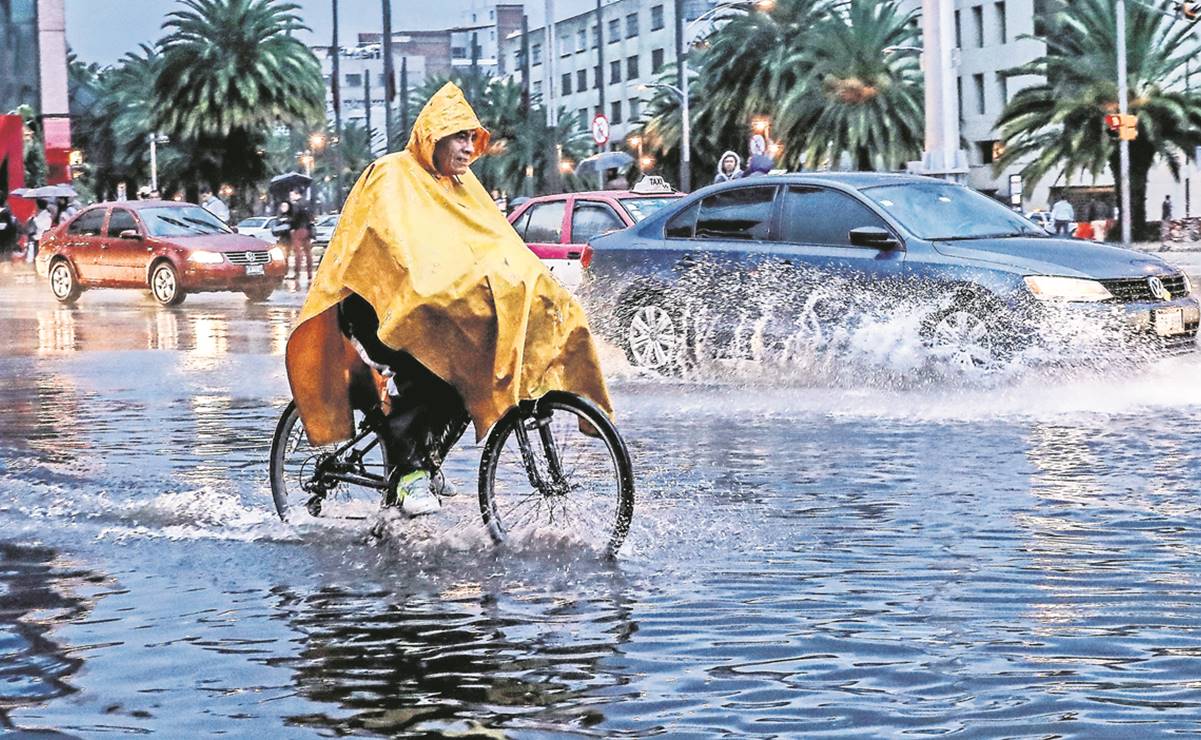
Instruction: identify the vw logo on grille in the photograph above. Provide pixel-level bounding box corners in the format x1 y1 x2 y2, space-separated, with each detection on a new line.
244 252 254 262
1148 276 1172 301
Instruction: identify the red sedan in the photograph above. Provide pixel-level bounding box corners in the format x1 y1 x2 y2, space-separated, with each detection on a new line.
36 200 287 306
507 177 683 290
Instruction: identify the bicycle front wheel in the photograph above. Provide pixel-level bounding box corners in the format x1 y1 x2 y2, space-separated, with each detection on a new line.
269 401 390 520
478 391 635 557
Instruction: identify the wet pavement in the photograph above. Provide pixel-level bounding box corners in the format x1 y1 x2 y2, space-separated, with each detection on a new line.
1 270 1201 737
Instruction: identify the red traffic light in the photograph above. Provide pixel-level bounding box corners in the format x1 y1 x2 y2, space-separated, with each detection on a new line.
1104 114 1122 131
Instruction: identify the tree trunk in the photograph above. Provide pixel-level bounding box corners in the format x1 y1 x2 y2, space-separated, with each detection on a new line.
856 146 871 171
1108 140 1156 241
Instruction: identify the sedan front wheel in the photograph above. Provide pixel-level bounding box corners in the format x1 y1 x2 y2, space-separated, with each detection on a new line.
150 262 186 306
924 306 1004 370
623 302 683 372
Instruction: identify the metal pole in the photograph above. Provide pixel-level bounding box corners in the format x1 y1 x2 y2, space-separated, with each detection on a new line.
332 0 344 206
149 133 158 193
381 0 396 151
522 14 534 196
596 0 606 191
674 0 690 191
545 0 557 127
1116 0 1132 246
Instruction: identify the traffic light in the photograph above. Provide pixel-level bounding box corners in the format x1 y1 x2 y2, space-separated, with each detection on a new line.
1103 113 1138 141
1180 1 1201 20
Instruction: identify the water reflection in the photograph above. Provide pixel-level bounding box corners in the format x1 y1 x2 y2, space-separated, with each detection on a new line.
270 569 638 736
0 543 101 732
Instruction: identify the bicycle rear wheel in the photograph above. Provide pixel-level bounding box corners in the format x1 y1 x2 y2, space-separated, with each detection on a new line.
478 391 635 557
269 400 390 520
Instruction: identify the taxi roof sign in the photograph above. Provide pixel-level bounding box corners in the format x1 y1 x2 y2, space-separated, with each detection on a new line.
631 175 675 194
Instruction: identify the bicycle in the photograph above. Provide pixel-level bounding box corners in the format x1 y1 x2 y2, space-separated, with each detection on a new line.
268 391 635 557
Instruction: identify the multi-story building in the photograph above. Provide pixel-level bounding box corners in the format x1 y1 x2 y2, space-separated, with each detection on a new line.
317 4 523 154
1 0 71 189
499 0 712 148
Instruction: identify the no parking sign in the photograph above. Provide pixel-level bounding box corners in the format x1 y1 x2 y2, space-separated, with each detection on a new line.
591 114 610 146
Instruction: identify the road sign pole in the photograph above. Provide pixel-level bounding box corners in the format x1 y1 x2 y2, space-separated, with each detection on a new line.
1117 0 1132 247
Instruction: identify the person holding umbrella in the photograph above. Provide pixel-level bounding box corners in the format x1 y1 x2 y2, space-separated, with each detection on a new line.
288 189 315 281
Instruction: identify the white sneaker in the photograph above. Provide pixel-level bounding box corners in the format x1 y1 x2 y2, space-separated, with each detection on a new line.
397 471 441 517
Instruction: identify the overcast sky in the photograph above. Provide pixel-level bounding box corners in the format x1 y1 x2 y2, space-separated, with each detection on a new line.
64 0 599 66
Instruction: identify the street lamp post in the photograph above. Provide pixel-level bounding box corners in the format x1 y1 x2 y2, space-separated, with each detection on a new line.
1116 0 1133 246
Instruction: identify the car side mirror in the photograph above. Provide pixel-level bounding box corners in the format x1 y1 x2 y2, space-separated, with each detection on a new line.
230 225 239 233
849 226 900 249
119 229 143 240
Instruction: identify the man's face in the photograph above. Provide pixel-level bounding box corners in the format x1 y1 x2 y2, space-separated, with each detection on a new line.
434 130 476 177
722 157 736 174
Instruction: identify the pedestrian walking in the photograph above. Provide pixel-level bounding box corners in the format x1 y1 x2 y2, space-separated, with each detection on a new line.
287 189 315 281
713 151 742 183
1159 194 1175 245
28 199 53 264
201 186 231 223
1051 196 1074 236
0 192 19 269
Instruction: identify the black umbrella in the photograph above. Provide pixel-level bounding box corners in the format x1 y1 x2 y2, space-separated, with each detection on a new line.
269 172 313 197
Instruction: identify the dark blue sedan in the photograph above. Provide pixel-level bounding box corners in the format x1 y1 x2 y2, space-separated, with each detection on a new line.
582 173 1199 371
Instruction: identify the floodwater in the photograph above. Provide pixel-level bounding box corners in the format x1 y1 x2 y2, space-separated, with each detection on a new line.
2 273 1200 737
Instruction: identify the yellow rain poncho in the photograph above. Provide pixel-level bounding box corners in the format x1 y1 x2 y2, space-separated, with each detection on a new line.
285 82 612 445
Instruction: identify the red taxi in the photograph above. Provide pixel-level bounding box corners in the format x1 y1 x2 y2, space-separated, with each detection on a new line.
507 176 683 290
36 200 287 306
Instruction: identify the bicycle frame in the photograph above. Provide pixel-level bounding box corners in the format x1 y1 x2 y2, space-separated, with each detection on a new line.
309 415 390 492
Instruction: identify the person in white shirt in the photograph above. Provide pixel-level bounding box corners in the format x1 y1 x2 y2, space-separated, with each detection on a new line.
30 199 53 263
200 186 231 223
1051 197 1075 236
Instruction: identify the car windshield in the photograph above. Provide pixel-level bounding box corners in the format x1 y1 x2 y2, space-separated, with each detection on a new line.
863 182 1047 240
619 197 680 222
143 206 232 237
238 217 267 228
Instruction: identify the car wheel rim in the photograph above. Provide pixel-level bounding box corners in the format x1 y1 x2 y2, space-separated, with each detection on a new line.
50 264 71 298
931 310 995 368
627 305 678 369
153 268 175 302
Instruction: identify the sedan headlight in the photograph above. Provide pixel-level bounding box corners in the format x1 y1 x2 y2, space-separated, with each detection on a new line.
189 250 225 264
1023 275 1113 302
269 246 286 262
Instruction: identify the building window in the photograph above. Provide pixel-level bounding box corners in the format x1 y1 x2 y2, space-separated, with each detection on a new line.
627 55 639 80
998 73 1008 104
610 60 622 83
577 69 587 90
954 10 962 48
592 24 601 48
608 18 620 41
346 73 362 87
578 28 587 51
562 72 572 95
559 34 571 56
972 5 984 47
628 97 641 120
611 100 623 124
626 12 639 38
973 73 985 114
651 4 665 30
995 1 1007 44
452 46 467 59
651 48 665 73
533 80 542 96
579 108 590 130
977 140 996 165
532 43 542 65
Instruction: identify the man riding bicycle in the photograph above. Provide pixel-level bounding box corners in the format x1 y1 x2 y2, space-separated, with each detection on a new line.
284 83 613 517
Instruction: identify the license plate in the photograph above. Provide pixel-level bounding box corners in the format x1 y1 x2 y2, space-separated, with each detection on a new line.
245 264 265 276
1153 307 1185 336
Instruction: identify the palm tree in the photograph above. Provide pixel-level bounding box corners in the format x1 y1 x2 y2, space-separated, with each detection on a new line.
776 0 923 170
995 0 1201 237
637 0 921 179
154 0 326 193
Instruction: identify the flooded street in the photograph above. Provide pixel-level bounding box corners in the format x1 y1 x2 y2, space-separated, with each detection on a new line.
2 274 1201 737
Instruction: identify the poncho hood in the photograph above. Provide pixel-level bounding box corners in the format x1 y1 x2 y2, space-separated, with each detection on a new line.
285 82 612 446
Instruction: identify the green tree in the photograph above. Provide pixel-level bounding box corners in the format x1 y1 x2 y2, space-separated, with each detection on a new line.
776 0 923 170
154 0 326 196
995 0 1201 237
